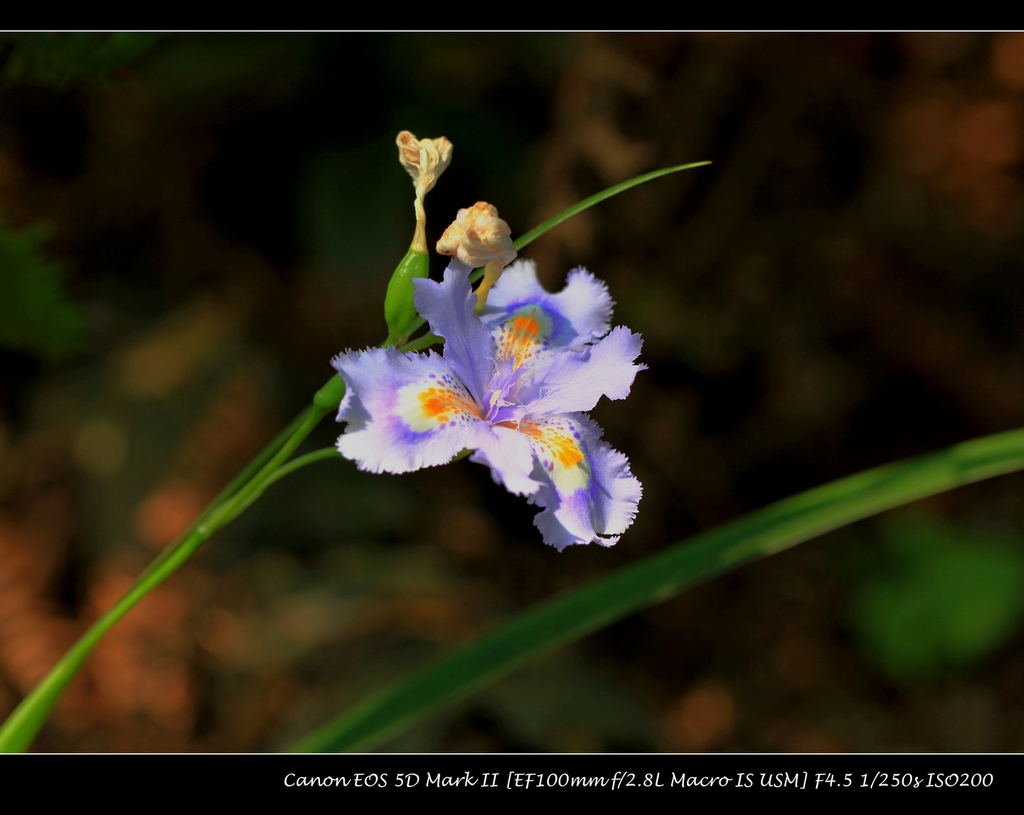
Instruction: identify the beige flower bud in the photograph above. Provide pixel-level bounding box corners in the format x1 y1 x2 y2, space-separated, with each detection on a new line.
437 201 517 312
436 201 517 268
396 130 453 199
397 130 453 252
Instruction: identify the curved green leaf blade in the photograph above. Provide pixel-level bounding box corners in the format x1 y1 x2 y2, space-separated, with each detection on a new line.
512 161 711 252
291 425 1024 752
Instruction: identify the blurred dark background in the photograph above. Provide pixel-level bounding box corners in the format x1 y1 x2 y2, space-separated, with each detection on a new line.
3 32 1024 751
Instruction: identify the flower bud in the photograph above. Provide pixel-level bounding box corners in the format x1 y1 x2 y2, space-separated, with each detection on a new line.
437 202 517 311
397 131 453 199
397 131 453 253
436 202 517 268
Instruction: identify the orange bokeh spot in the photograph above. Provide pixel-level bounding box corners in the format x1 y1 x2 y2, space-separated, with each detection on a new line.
663 682 736 751
135 483 204 548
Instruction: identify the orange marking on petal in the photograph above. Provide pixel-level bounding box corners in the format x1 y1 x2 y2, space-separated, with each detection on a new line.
399 381 480 432
521 421 584 468
418 386 479 422
552 437 584 468
512 314 540 338
499 308 542 370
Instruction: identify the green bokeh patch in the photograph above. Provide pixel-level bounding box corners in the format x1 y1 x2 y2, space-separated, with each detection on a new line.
852 515 1024 682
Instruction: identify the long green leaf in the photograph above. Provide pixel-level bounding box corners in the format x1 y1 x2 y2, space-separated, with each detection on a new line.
512 161 710 252
291 425 1024 752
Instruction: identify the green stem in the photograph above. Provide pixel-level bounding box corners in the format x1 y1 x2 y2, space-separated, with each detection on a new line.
219 447 342 522
203 408 314 517
291 424 1024 753
262 447 342 489
195 405 329 531
399 332 442 353
0 401 332 753
135 408 313 582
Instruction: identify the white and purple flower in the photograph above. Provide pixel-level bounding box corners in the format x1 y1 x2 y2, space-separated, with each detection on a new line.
331 258 644 550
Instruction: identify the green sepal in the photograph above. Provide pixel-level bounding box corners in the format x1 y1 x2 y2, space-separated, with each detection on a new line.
384 247 430 344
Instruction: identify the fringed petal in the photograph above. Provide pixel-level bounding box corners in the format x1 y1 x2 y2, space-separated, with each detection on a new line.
520 326 645 415
520 413 642 550
332 347 483 473
481 260 614 349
